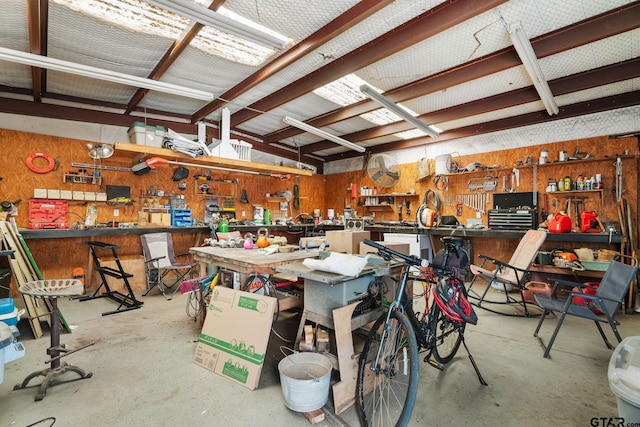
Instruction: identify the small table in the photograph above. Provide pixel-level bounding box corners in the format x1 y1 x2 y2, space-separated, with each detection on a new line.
14 279 94 401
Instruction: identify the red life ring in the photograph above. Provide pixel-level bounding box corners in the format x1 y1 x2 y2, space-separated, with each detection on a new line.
26 152 56 174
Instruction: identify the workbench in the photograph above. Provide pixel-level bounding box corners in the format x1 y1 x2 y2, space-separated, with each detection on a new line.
275 258 397 415
188 246 320 311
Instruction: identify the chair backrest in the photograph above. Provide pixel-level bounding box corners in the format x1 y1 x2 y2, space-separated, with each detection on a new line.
498 229 547 284
141 233 177 269
595 258 638 316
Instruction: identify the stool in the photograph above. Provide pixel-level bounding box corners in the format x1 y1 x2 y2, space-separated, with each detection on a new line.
14 279 94 401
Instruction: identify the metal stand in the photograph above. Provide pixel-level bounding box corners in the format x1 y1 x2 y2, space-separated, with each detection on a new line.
14 280 94 401
78 241 143 316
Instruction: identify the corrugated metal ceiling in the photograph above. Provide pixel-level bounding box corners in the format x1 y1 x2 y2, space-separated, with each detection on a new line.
0 0 638 174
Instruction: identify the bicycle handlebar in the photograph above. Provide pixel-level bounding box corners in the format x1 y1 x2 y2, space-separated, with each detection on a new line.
363 239 466 277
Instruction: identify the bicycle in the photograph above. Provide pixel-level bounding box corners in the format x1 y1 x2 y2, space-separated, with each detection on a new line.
356 238 487 427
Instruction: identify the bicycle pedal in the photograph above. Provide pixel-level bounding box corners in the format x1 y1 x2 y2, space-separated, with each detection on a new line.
425 357 444 371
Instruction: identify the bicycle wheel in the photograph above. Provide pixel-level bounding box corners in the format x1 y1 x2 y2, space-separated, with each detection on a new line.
356 309 419 427
430 303 464 364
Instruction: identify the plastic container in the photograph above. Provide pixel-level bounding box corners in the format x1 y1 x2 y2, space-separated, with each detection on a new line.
609 336 640 422
435 154 452 175
0 322 26 384
0 307 23 327
278 352 332 412
128 121 166 147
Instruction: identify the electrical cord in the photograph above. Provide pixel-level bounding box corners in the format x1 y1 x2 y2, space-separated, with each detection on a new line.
26 418 56 427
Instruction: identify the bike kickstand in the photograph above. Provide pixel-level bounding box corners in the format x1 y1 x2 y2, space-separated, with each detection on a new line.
462 337 488 386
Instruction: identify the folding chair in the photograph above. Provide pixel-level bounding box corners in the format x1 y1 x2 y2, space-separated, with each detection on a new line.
533 254 637 358
468 229 546 317
141 233 197 300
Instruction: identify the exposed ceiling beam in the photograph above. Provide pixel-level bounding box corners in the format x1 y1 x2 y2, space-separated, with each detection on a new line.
269 2 640 144
26 0 48 102
191 0 392 123
124 0 226 114
324 90 640 162
229 0 507 127
300 57 640 153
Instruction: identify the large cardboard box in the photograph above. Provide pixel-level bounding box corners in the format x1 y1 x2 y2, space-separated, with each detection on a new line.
325 230 370 254
359 241 410 256
193 287 275 390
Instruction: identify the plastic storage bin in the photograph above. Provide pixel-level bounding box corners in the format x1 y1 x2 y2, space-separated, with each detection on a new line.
128 122 166 147
609 336 640 422
171 209 192 227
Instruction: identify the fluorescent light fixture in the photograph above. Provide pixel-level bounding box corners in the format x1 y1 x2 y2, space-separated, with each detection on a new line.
359 84 440 138
145 0 287 49
282 116 365 153
0 47 214 101
508 22 559 116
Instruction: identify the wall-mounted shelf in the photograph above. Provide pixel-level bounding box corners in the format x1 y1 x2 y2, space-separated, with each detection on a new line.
63 174 102 185
114 142 313 176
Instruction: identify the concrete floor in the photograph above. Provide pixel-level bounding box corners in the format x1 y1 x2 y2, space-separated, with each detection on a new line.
0 287 637 427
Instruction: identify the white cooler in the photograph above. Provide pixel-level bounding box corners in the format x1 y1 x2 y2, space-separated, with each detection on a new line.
0 322 25 384
609 336 640 422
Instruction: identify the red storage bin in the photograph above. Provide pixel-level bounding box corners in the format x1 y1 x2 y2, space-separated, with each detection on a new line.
28 200 69 229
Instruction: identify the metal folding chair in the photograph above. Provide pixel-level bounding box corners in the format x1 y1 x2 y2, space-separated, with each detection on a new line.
141 233 196 300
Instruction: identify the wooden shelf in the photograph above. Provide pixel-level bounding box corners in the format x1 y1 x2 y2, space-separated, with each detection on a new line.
63 174 102 185
113 142 313 176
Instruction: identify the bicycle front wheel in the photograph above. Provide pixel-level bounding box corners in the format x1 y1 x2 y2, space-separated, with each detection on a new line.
430 304 464 364
356 309 419 427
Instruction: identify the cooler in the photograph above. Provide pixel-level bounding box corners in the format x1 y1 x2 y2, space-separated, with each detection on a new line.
609 336 640 422
0 322 26 384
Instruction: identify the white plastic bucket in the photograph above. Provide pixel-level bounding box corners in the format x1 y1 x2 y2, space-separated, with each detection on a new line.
278 352 332 412
435 154 452 175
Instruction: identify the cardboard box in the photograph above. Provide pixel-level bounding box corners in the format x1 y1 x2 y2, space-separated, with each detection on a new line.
193 287 275 390
149 212 163 225
359 241 410 256
325 230 370 254
160 212 172 226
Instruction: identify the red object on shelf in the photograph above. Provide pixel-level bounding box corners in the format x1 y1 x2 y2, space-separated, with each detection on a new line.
28 199 69 229
548 212 572 233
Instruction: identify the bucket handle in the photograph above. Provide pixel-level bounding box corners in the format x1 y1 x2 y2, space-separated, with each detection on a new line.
279 346 322 382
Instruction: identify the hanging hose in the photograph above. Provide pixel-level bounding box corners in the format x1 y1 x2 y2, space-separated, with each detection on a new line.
292 184 300 210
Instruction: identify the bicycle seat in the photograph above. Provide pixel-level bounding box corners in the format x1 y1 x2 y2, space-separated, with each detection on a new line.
441 237 464 248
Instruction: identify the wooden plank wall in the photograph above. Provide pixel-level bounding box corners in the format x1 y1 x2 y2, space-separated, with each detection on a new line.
0 127 636 291
325 136 638 260
0 128 324 290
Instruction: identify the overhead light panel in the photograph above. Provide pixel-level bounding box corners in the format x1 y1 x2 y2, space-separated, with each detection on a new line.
145 0 288 49
0 47 214 101
508 22 559 116
360 84 440 138
282 116 365 153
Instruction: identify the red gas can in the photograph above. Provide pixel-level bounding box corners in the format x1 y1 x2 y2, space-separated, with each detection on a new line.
548 212 572 233
580 211 598 232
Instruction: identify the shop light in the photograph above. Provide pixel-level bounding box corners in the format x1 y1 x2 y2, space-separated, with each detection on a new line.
359 84 440 138
508 22 559 116
0 47 214 101
145 0 288 49
282 116 365 153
